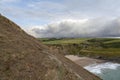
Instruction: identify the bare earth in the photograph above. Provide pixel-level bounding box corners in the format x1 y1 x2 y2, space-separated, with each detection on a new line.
65 55 105 67
0 15 102 80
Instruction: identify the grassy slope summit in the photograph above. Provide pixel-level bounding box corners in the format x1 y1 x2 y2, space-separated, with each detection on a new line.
0 15 101 80
39 38 120 62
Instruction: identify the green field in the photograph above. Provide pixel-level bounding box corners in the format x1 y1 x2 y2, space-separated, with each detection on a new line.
38 38 120 61
39 38 89 44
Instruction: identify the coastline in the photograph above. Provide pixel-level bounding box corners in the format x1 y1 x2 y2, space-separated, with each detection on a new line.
65 55 107 67
65 55 120 67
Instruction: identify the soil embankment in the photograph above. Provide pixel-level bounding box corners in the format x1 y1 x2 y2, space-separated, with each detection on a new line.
0 15 102 80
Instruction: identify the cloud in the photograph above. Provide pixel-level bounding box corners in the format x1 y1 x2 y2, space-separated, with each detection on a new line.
64 0 120 17
0 0 71 23
1 0 120 31
0 0 20 3
26 18 120 38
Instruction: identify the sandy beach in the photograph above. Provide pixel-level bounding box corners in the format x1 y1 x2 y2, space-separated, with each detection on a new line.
65 55 105 67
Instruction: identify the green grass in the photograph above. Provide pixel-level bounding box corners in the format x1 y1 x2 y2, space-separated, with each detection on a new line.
81 48 120 57
38 38 120 60
38 38 89 45
104 39 120 43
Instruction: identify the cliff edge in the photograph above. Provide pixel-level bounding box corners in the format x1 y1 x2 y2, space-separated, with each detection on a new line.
0 15 101 80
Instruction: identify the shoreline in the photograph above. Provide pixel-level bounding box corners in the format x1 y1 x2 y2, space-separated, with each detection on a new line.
65 55 120 80
65 55 109 67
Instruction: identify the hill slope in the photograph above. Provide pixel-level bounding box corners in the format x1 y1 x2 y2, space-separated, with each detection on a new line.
0 15 101 80
39 38 120 62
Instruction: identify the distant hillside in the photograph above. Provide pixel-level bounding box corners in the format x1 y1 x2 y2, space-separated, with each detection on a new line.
0 15 101 80
39 38 120 62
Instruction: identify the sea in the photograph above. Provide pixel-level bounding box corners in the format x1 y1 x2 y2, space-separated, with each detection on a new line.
84 62 120 80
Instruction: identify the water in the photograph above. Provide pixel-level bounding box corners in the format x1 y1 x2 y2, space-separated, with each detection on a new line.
84 62 120 80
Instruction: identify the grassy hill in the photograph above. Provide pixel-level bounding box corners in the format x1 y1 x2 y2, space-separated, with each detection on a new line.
39 38 120 62
0 15 101 80
39 38 89 44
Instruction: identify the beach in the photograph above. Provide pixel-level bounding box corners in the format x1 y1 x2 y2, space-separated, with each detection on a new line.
65 55 105 67
65 55 120 80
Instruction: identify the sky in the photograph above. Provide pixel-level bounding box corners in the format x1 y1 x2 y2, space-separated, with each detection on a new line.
0 0 120 38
